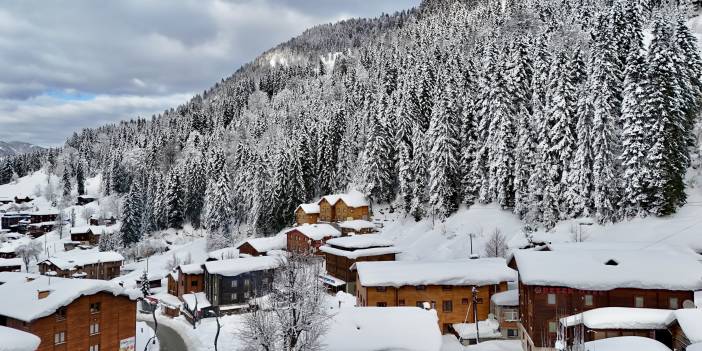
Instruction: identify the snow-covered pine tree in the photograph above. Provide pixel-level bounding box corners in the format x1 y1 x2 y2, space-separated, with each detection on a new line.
62 166 71 199
397 139 414 214
674 18 702 148
361 95 395 204
121 179 144 246
486 58 516 209
410 125 428 221
165 166 185 229
75 161 85 196
317 107 346 195
203 147 235 250
140 270 151 297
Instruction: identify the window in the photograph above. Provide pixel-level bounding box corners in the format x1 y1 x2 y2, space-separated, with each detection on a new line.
56 307 67 321
89 344 100 351
244 279 251 287
375 287 386 292
416 285 426 291
398 299 405 306
547 294 556 305
548 321 557 333
461 298 470 305
584 295 593 306
90 323 100 335
670 297 679 309
507 329 518 337
376 302 387 307
230 293 237 301
262 277 268 284
635 296 644 308
191 280 198 287
90 302 101 314
503 309 519 321
231 280 238 288
54 331 66 345
244 291 250 299
442 300 453 313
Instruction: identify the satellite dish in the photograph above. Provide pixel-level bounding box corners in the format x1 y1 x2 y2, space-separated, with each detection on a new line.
682 300 696 309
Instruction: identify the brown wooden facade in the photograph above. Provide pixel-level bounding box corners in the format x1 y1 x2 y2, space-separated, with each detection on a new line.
70 230 101 245
29 213 57 224
324 251 395 293
518 283 694 350
38 260 122 280
28 223 55 238
237 242 263 257
356 279 508 334
318 198 369 223
286 229 335 255
175 267 205 298
1 292 136 351
295 208 319 225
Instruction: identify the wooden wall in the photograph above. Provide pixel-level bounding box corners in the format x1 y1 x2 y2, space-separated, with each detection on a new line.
237 242 262 257
325 252 395 282
334 201 369 222
295 209 319 225
319 199 334 222
38 261 121 280
6 292 136 351
286 230 330 255
176 271 205 297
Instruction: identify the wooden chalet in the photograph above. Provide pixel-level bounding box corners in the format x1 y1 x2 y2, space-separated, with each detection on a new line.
669 308 702 350
27 222 56 238
203 256 281 315
295 203 320 225
236 235 287 257
70 226 106 245
490 289 520 339
76 195 96 206
319 234 399 294
29 211 58 224
514 250 702 350
38 251 124 280
286 223 341 255
338 219 376 236
135 272 164 289
0 212 30 233
0 258 22 272
168 263 205 298
0 272 136 351
317 191 370 223
354 259 517 334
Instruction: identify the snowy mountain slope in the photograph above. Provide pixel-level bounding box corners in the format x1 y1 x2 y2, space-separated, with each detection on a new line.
0 141 43 158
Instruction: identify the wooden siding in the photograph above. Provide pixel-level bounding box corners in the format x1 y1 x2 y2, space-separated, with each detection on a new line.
295 208 319 225
237 242 262 257
324 251 395 283
518 282 694 349
205 269 274 307
356 277 508 333
176 271 204 298
318 199 335 222
286 229 333 255
3 292 136 351
334 201 369 222
70 232 100 245
38 261 121 280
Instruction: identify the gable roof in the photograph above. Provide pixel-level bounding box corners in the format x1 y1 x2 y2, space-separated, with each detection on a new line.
674 308 702 343
318 190 369 208
240 235 287 253
0 325 40 351
178 263 204 275
355 258 516 288
326 234 392 249
514 250 702 291
296 203 320 214
561 307 675 330
69 225 108 235
39 250 124 270
0 272 127 322
286 223 341 240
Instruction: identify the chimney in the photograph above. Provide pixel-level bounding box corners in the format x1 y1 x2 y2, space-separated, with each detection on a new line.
38 290 51 299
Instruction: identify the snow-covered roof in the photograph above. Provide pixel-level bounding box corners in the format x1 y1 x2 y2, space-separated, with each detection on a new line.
69 225 108 235
0 325 41 351
0 237 29 253
491 289 518 307
182 292 210 311
241 235 287 253
326 234 392 249
40 250 124 270
453 318 501 340
296 203 320 214
204 256 282 277
355 258 517 288
338 220 375 231
674 308 702 343
179 263 204 275
208 247 239 260
561 308 675 330
148 292 182 308
319 245 401 260
286 223 341 240
29 210 58 216
545 242 700 258
0 273 127 322
583 336 671 351
322 307 442 351
27 221 56 227
319 190 369 208
514 250 702 291
0 258 22 267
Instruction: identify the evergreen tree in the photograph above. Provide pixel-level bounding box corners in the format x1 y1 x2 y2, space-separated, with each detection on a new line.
75 161 85 196
362 97 395 204
165 167 185 229
486 61 516 209
62 166 71 199
121 180 144 246
410 126 428 221
317 108 345 195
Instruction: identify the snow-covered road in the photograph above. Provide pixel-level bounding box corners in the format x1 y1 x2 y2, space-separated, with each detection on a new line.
146 321 187 351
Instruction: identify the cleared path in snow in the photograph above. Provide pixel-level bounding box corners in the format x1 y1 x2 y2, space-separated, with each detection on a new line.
145 321 188 351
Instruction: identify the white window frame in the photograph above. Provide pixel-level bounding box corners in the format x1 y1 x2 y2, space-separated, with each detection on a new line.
635 296 645 308
670 297 679 309
503 309 519 322
54 331 66 345
584 294 593 306
90 322 100 335
90 344 100 351
547 293 556 305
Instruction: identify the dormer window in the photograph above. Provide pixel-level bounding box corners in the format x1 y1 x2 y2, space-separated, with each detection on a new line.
605 259 618 266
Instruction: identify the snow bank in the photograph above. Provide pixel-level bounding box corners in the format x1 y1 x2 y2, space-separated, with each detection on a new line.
453 318 501 340
338 220 375 230
207 247 239 261
0 272 126 322
355 258 516 287
322 307 442 351
297 203 320 214
204 256 282 277
583 336 671 351
674 308 702 343
136 321 160 351
463 340 522 351
0 326 41 351
319 245 401 259
319 190 369 208
182 292 210 311
326 234 393 249
242 234 287 253
561 307 674 330
689 342 702 351
287 223 341 240
514 250 702 291
42 249 123 269
491 289 518 306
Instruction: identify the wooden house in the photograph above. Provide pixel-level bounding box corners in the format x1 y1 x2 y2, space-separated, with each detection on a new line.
490 289 520 339
203 256 281 315
76 195 96 206
70 226 106 245
27 222 55 238
669 308 702 350
135 272 164 289
319 234 399 294
286 223 341 255
88 214 116 226
339 219 376 236
38 251 124 280
0 258 22 272
0 197 12 205
236 235 287 257
514 250 702 350
29 211 58 225
0 272 137 351
0 213 30 232
173 263 205 298
354 259 517 334
317 191 370 223
295 203 320 225
13 196 33 204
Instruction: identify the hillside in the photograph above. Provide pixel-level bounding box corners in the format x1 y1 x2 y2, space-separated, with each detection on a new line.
0 141 43 158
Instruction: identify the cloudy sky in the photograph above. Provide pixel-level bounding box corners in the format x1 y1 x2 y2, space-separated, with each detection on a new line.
0 0 419 146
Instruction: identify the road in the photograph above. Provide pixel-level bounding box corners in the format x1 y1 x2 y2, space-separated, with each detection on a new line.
145 321 189 351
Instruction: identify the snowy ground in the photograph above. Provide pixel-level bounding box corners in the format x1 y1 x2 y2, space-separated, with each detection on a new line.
136 321 160 351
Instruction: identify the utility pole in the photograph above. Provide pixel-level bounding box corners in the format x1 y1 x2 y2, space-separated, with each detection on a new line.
472 286 480 343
